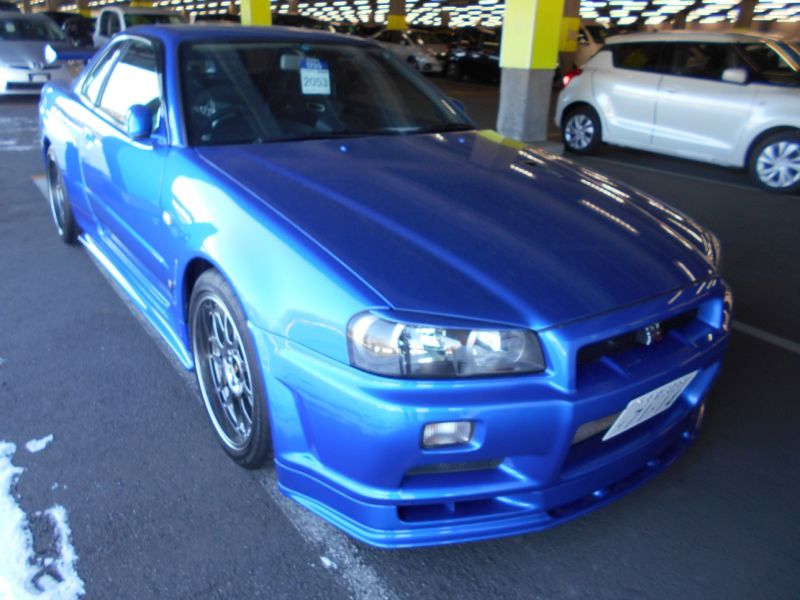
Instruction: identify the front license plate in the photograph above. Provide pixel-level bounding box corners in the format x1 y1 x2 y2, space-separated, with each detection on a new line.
602 371 698 441
30 74 49 83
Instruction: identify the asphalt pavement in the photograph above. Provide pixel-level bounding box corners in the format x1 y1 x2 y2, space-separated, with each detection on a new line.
1 84 798 600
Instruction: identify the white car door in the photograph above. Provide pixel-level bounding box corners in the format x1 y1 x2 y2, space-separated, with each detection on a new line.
592 42 665 148
650 42 757 165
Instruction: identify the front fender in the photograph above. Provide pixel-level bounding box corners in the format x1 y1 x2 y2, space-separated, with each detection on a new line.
163 149 386 366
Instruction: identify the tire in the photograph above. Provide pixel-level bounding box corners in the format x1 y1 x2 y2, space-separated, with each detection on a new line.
562 106 602 155
189 270 272 469
748 132 800 194
46 148 78 244
445 61 462 81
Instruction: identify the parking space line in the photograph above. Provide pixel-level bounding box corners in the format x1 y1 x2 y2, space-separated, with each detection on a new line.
732 321 800 356
583 156 760 193
258 471 398 600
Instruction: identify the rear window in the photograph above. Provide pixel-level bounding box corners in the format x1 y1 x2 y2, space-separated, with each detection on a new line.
612 43 665 72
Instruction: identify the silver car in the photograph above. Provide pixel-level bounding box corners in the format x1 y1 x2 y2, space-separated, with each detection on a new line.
0 14 77 95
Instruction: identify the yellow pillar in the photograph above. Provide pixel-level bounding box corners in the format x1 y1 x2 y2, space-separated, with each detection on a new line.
387 0 406 30
241 0 272 25
497 0 566 142
77 0 90 17
130 0 154 7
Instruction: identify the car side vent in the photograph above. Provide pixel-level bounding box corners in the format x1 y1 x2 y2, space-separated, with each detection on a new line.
406 459 502 477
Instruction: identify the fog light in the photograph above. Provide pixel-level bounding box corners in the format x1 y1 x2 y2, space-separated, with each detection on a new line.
422 421 473 448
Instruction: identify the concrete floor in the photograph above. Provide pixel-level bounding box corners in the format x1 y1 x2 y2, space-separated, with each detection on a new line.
0 83 798 600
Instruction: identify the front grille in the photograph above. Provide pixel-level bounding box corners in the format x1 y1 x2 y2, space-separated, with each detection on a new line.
577 308 698 367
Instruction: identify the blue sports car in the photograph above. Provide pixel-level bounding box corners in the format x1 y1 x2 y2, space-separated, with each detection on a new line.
40 25 732 548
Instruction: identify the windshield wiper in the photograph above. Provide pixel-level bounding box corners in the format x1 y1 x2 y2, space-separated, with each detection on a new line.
405 123 475 135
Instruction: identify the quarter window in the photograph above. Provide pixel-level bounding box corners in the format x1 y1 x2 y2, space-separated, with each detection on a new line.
734 42 799 86
98 40 161 126
612 43 665 72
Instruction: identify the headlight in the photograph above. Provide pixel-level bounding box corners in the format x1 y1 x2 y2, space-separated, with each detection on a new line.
703 230 722 269
348 313 545 378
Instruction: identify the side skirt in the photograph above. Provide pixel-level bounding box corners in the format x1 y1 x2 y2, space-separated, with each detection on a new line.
79 232 194 370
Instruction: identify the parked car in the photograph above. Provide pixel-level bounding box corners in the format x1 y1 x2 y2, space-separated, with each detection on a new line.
41 25 731 548
272 13 335 33
574 21 616 68
41 12 94 47
371 28 443 74
557 32 800 194
0 13 79 95
93 7 186 47
443 26 501 83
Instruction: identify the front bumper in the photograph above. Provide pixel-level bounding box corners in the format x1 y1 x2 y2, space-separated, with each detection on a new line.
417 56 444 74
252 278 731 548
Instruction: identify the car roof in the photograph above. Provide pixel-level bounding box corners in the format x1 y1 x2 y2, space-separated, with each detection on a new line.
605 31 774 45
0 12 53 20
127 24 374 47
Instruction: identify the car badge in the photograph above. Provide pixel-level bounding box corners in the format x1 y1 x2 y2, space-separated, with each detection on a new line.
636 322 663 347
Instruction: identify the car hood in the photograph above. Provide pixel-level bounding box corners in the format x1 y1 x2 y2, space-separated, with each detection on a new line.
197 131 716 330
0 40 69 67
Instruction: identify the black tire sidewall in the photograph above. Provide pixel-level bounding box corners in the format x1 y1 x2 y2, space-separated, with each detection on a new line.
189 269 272 469
748 132 800 195
46 148 78 244
562 107 601 155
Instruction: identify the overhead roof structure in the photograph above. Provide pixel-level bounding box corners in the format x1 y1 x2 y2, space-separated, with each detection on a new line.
29 0 800 29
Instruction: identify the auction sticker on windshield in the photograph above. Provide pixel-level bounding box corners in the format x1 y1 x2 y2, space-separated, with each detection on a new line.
603 371 699 441
300 58 330 95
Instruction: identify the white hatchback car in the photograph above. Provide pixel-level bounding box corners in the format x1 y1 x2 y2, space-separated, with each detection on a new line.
556 32 800 194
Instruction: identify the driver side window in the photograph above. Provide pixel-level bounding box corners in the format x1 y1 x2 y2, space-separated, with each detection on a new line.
98 39 162 127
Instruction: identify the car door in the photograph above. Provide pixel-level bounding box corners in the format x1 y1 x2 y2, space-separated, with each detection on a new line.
592 42 666 147
78 37 171 300
651 42 757 165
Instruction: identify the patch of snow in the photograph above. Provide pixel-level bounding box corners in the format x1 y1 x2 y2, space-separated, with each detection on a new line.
25 435 54 454
320 556 338 570
0 441 85 599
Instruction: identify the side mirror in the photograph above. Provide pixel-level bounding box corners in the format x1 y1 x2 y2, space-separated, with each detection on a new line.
721 67 747 84
126 104 153 140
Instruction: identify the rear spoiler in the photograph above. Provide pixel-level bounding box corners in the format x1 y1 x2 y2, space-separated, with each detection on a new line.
44 44 97 65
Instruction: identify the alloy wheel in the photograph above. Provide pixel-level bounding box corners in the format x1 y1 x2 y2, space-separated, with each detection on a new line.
193 294 255 451
564 114 595 151
755 141 800 189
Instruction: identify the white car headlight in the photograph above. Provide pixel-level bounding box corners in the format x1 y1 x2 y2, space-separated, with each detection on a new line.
348 313 545 378
703 230 722 269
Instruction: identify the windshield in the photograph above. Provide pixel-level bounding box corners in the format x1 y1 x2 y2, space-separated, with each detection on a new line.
181 41 473 146
124 14 186 27
735 41 800 86
0 17 66 41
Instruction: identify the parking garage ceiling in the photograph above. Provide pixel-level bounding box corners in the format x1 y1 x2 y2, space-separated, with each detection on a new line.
35 0 800 30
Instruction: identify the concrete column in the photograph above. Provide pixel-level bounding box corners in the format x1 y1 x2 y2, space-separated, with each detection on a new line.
497 0 566 142
45 0 59 10
387 0 406 30
440 9 450 28
671 11 687 30
241 0 272 25
735 0 756 29
21 0 31 13
76 0 90 17
559 0 580 71
287 0 299 14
